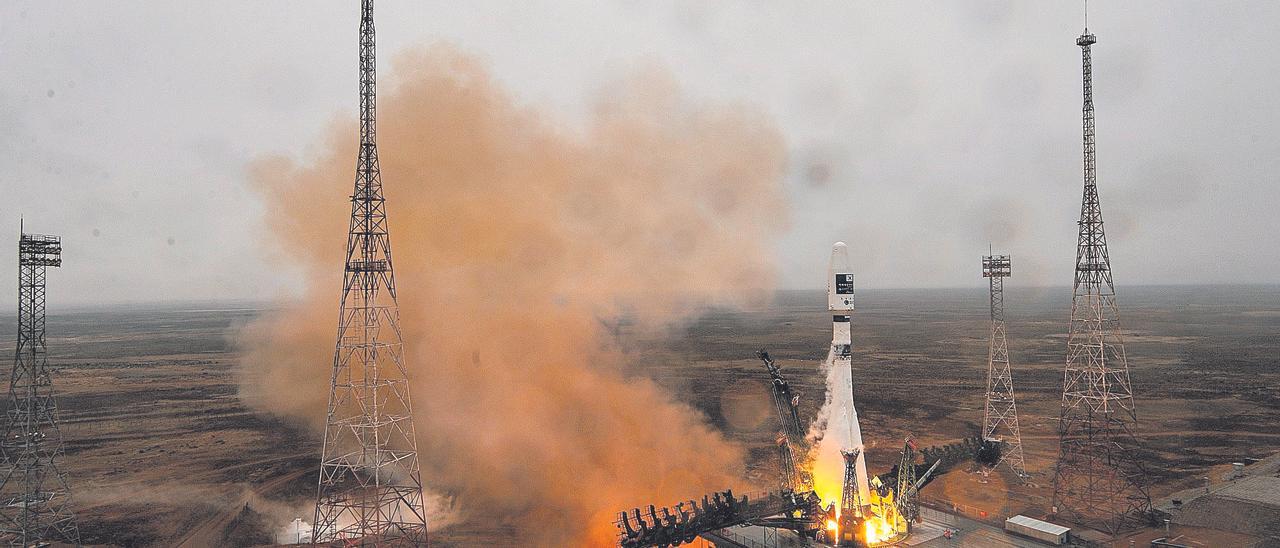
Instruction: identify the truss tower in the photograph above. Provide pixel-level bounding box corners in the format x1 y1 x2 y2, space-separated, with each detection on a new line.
981 253 1026 479
312 1 428 545
1051 26 1152 534
0 227 80 545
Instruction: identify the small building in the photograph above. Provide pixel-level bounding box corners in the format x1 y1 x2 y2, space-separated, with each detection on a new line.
1171 474 1280 540
1004 515 1070 545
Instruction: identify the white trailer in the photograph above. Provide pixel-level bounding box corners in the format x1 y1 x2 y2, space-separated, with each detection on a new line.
1004 515 1070 545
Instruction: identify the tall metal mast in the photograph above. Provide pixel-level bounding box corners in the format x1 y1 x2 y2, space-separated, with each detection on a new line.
0 225 81 545
313 0 428 545
1051 21 1151 534
980 252 1026 479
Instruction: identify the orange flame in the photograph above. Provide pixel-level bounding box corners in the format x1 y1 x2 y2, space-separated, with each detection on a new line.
863 514 895 545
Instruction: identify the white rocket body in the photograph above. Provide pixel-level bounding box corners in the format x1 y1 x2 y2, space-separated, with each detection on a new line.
828 242 870 505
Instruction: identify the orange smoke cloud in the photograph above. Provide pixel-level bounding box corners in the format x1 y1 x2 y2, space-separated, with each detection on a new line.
237 46 788 545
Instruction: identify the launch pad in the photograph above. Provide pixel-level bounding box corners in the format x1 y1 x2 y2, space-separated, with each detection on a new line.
703 503 1056 548
617 244 953 548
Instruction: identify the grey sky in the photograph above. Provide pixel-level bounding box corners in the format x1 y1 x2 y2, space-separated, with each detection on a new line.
2 1 1278 306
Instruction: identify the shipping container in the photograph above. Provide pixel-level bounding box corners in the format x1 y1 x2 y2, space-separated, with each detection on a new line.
1004 515 1070 545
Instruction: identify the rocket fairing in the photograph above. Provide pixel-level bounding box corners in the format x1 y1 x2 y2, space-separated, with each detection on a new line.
828 241 871 505
828 242 854 358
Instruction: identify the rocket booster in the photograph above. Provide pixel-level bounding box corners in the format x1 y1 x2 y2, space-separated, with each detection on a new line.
828 241 870 505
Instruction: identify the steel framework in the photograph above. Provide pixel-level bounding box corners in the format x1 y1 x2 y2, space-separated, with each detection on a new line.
757 350 809 492
312 0 428 545
836 448 863 546
0 227 81 545
980 253 1026 479
894 437 920 530
1051 27 1152 534
839 448 864 517
616 489 822 548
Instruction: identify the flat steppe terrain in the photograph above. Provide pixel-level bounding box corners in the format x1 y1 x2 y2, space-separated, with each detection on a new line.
1 285 1276 546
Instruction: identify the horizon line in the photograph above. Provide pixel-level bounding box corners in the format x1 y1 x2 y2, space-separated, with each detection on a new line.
19 282 1280 311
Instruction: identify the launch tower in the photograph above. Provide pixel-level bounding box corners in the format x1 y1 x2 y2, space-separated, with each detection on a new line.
758 350 809 492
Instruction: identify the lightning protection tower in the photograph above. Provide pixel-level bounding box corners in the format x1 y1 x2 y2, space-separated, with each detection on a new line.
0 225 81 545
313 0 428 545
981 252 1026 479
1051 22 1152 534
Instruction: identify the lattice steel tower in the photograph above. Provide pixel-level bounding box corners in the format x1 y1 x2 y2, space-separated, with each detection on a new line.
839 448 863 517
313 0 428 544
0 226 81 545
981 252 1026 480
1051 24 1151 534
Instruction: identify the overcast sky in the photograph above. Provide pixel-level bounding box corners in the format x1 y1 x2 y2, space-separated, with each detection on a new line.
2 1 1278 306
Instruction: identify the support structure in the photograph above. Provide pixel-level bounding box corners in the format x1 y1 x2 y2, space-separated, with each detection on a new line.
980 253 1026 479
894 437 920 530
1051 25 1152 534
837 448 864 546
839 449 864 519
757 350 809 492
0 227 81 545
616 489 823 548
313 1 428 544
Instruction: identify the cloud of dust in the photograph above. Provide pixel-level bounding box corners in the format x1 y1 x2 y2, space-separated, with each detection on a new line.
236 46 788 545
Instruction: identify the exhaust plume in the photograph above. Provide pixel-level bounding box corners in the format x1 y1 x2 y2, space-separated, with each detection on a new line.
237 46 788 545
806 348 863 507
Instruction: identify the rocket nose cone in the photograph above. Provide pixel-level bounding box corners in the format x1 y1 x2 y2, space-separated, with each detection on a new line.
830 242 851 272
828 241 854 310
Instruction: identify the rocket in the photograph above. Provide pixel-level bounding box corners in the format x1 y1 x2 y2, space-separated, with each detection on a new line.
828 242 871 506
829 242 855 356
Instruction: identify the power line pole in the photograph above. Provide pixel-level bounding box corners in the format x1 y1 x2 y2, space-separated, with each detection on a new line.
1051 22 1152 534
981 252 1026 480
312 1 428 544
0 225 81 545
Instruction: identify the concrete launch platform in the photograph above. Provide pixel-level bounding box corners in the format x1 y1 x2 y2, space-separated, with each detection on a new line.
702 505 1048 548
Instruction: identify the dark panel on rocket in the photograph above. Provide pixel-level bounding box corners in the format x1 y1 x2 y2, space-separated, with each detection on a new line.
835 273 854 295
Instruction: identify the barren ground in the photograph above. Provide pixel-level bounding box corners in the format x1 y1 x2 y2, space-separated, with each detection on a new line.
2 285 1276 546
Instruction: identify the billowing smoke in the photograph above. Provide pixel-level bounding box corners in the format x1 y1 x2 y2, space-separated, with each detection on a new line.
236 46 788 545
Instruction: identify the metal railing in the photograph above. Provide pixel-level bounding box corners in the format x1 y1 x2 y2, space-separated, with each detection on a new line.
918 495 1006 527
706 526 786 548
